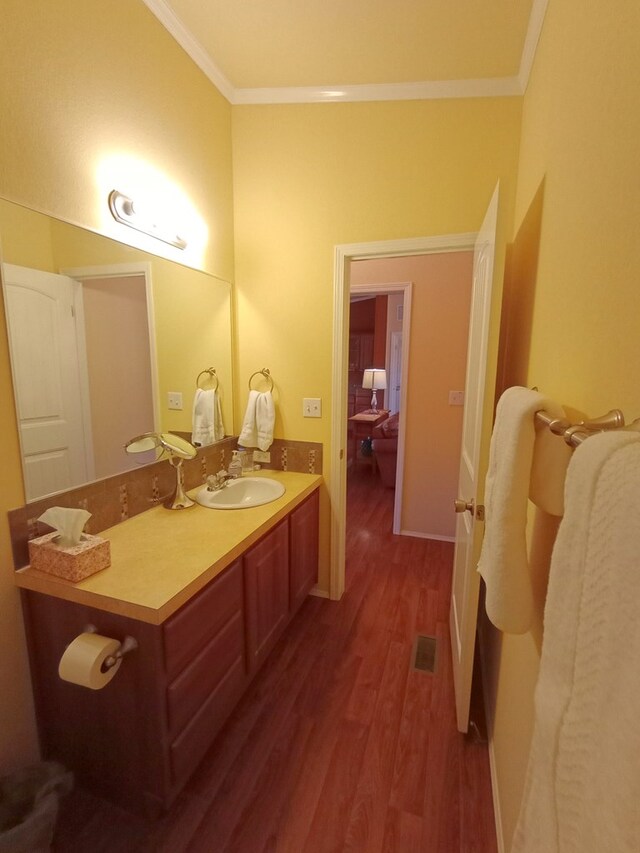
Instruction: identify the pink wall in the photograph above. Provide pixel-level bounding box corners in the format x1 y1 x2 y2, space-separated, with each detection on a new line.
82 275 155 479
350 252 473 539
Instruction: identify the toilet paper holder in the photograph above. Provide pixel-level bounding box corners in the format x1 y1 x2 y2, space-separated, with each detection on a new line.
83 624 138 671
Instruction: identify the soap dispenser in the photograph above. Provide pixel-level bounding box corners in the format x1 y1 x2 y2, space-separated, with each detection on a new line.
228 450 243 479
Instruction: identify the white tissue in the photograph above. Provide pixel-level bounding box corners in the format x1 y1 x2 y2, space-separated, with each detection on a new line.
38 506 91 549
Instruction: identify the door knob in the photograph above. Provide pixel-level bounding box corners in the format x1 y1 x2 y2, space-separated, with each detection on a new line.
453 499 485 520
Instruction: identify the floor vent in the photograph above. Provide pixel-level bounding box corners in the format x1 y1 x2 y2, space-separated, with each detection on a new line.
413 635 437 673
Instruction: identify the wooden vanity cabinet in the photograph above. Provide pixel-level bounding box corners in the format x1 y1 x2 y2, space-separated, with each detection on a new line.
244 490 320 672
21 593 170 817
289 489 319 612
244 520 289 673
20 488 319 817
164 559 247 790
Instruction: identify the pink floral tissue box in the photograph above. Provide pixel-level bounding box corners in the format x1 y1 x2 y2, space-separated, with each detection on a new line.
28 532 111 582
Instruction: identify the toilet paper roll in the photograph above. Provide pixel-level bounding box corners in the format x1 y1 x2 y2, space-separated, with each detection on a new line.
58 632 122 690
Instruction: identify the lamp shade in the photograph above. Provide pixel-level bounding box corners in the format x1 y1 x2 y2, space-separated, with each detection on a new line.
362 368 387 390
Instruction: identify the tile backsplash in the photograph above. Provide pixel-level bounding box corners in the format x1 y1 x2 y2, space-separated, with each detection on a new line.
8 437 322 570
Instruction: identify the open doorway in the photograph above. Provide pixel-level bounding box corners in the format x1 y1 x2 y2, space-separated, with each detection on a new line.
330 234 477 600
61 262 160 476
346 282 410 534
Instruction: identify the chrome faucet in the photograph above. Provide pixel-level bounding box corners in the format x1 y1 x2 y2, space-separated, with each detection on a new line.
206 470 232 491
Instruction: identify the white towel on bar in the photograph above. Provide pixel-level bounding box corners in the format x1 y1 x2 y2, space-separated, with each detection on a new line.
238 390 275 451
191 388 224 447
529 416 573 516
477 386 566 634
512 430 640 853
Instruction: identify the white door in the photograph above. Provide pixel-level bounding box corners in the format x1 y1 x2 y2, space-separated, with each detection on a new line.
3 264 93 500
389 331 402 414
449 184 500 732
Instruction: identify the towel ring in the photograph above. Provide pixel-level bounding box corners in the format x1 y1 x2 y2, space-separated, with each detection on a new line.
196 367 218 391
248 368 274 391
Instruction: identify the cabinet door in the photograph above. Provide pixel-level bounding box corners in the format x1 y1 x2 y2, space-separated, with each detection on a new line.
289 491 319 613
244 520 289 671
164 559 243 680
359 333 374 369
354 388 372 413
348 335 361 370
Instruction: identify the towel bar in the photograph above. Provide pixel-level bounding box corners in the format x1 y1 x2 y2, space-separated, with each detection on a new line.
535 408 626 447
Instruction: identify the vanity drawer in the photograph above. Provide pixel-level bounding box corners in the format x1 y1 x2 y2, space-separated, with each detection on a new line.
164 559 242 680
166 610 245 735
170 656 246 788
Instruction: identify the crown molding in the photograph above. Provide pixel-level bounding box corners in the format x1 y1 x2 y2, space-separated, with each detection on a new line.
233 77 522 105
518 0 550 92
140 0 235 102
142 0 548 105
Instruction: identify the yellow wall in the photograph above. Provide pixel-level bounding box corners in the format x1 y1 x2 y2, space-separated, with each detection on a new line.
485 1 640 847
350 253 473 539
0 203 56 272
0 0 235 771
0 0 234 280
232 99 522 589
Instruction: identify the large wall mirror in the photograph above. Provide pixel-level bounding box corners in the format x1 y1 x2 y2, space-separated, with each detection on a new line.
0 198 234 502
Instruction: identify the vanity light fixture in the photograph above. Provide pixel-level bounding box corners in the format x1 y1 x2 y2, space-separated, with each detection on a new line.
362 368 387 413
108 189 187 249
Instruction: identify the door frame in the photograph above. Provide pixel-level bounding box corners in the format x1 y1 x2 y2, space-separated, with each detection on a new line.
349 281 411 535
330 233 477 600
60 262 161 433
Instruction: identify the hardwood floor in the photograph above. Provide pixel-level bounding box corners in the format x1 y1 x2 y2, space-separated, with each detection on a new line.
52 469 497 852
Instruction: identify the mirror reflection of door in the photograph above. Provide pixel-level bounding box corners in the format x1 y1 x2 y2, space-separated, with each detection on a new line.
3 264 156 500
3 264 93 500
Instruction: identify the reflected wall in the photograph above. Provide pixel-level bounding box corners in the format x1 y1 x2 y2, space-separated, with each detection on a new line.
0 198 234 501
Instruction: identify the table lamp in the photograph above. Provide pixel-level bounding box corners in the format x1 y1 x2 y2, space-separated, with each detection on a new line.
362 368 387 413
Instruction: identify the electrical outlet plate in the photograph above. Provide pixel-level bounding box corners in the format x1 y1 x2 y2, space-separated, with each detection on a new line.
303 397 322 418
448 390 464 406
167 391 183 410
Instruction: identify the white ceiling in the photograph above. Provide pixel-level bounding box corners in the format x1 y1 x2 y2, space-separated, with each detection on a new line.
142 0 548 104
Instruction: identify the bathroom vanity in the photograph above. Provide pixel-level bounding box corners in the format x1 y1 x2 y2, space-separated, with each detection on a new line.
15 471 321 816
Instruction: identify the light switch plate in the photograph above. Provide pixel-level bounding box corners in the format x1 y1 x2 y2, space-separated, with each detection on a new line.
303 397 322 418
167 391 183 410
448 390 464 406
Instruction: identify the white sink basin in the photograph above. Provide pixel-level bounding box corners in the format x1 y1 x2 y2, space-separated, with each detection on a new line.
195 477 285 509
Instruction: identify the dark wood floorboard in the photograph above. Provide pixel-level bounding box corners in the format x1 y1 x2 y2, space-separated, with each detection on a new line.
52 467 497 852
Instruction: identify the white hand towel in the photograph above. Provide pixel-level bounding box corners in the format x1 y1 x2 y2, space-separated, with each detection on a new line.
192 388 224 447
239 390 259 448
513 430 640 853
239 390 275 451
213 390 225 441
477 386 566 634
255 391 275 451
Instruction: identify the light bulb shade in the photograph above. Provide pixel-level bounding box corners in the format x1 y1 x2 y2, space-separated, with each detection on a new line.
362 368 387 390
108 189 187 250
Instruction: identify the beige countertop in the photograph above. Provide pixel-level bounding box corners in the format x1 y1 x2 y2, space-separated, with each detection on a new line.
15 471 322 625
